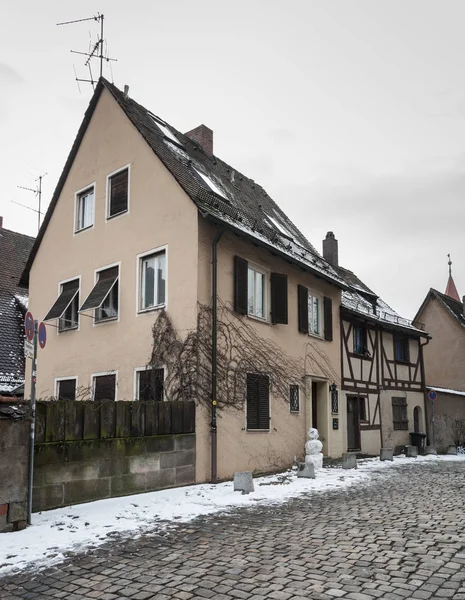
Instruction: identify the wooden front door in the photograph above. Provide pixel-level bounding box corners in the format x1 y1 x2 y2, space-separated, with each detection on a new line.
347 396 361 451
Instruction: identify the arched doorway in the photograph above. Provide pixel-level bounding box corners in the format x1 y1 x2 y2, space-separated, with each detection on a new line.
414 406 422 433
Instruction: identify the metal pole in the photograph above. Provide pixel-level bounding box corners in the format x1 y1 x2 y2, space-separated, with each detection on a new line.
100 14 104 78
432 397 436 448
37 176 42 231
211 229 223 484
27 321 38 525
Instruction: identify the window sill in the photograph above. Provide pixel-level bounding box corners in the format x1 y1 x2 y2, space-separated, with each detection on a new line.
58 326 79 334
290 410 300 415
246 428 271 433
307 332 323 341
106 209 128 221
137 304 165 315
350 352 371 361
94 316 119 325
394 360 412 366
74 225 94 234
247 314 270 326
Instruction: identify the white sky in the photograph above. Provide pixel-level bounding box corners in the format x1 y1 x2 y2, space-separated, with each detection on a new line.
1 0 464 318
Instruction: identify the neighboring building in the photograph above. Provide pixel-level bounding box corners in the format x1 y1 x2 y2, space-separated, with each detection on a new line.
22 78 348 482
0 217 35 397
322 232 429 453
414 260 465 449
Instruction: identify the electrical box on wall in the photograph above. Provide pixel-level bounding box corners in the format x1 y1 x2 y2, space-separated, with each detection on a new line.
332 418 339 430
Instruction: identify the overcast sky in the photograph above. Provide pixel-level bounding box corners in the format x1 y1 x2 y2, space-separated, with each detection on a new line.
2 0 464 319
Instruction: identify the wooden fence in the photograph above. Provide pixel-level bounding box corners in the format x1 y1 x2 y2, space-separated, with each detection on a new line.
35 400 195 443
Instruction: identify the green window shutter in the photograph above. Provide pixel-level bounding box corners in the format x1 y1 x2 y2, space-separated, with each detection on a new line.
270 273 288 324
298 285 309 333
323 296 333 341
234 256 248 315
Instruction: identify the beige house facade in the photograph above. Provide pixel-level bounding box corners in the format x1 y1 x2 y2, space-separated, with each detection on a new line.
23 79 349 483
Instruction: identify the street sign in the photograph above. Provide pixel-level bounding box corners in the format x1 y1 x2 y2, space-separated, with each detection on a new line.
24 339 34 358
24 311 34 341
38 322 47 349
428 390 437 401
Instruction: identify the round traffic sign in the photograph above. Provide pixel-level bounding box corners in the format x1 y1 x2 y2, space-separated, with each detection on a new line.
24 311 34 341
38 322 47 349
428 390 437 401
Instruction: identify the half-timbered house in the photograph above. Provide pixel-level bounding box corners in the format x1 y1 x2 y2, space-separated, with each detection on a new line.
322 232 429 453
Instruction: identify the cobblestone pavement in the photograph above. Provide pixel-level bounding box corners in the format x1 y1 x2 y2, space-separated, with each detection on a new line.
2 460 465 600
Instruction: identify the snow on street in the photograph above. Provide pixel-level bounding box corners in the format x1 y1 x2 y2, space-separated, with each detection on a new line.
1 454 463 576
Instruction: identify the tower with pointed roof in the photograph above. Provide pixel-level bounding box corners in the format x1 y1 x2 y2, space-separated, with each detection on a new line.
445 254 460 302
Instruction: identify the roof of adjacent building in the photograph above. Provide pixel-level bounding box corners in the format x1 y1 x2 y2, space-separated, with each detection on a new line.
416 288 465 330
333 264 427 336
21 78 346 290
426 385 465 397
0 226 35 394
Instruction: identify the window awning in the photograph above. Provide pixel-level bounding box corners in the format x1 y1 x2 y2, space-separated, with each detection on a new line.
79 270 118 312
43 281 79 321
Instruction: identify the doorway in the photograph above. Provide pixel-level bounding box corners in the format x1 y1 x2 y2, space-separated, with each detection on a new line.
347 396 361 451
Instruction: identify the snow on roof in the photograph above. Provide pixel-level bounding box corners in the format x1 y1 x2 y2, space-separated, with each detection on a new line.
427 386 465 397
266 214 293 239
15 293 28 310
149 114 183 146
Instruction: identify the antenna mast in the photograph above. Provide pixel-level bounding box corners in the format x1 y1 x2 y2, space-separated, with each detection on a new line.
57 13 117 89
15 173 47 232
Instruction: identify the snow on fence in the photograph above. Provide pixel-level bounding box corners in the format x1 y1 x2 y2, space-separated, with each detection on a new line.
34 400 195 443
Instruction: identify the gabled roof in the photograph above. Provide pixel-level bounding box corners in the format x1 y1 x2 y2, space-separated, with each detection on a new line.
334 264 427 337
21 78 345 290
415 288 465 330
0 226 35 394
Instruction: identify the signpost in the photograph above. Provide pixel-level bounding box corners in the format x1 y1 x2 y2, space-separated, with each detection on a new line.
24 313 46 526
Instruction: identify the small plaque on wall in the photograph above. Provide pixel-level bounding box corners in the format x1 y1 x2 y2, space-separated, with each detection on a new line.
332 418 339 430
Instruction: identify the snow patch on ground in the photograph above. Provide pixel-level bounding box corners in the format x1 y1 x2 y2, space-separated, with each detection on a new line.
1 454 463 576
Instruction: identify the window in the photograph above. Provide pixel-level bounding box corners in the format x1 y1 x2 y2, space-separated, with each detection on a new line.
136 368 164 401
79 266 119 323
44 278 79 331
93 374 117 401
139 251 166 311
58 281 79 331
107 167 129 218
56 378 76 401
290 384 300 413
392 397 408 430
353 326 368 355
75 187 94 231
247 266 266 319
394 335 409 362
246 373 270 430
359 397 367 422
308 293 321 336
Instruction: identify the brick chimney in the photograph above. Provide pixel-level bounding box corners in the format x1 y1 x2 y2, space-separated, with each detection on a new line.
184 124 213 155
323 231 338 267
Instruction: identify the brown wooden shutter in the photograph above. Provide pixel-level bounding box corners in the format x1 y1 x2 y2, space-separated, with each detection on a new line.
234 256 248 315
258 375 270 429
323 296 333 341
298 285 308 333
246 374 259 429
109 169 129 216
270 273 288 324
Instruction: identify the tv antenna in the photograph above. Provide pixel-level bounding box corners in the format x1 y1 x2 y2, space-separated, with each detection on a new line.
57 13 117 90
14 173 47 232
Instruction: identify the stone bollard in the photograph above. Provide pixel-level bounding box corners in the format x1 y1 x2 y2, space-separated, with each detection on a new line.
425 446 437 455
342 453 357 469
406 445 418 458
380 448 394 461
233 471 254 494
447 445 457 455
296 462 315 479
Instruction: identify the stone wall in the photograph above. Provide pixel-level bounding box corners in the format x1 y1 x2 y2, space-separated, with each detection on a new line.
0 416 29 531
33 433 195 511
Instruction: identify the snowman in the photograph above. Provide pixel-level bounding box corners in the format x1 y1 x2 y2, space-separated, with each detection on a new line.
305 427 323 470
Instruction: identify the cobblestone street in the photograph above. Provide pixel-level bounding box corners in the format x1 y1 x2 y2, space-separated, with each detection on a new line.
2 460 465 600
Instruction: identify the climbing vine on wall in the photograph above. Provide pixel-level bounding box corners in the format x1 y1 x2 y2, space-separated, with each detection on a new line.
149 301 339 410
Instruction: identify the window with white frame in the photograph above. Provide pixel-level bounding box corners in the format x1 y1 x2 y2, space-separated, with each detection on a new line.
79 266 119 323
107 167 129 218
139 251 166 311
92 373 117 401
308 292 322 336
136 368 164 401
56 378 77 401
58 280 79 331
75 187 94 231
247 266 266 319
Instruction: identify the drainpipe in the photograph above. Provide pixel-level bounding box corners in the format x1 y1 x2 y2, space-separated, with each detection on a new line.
419 337 431 444
211 228 224 483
